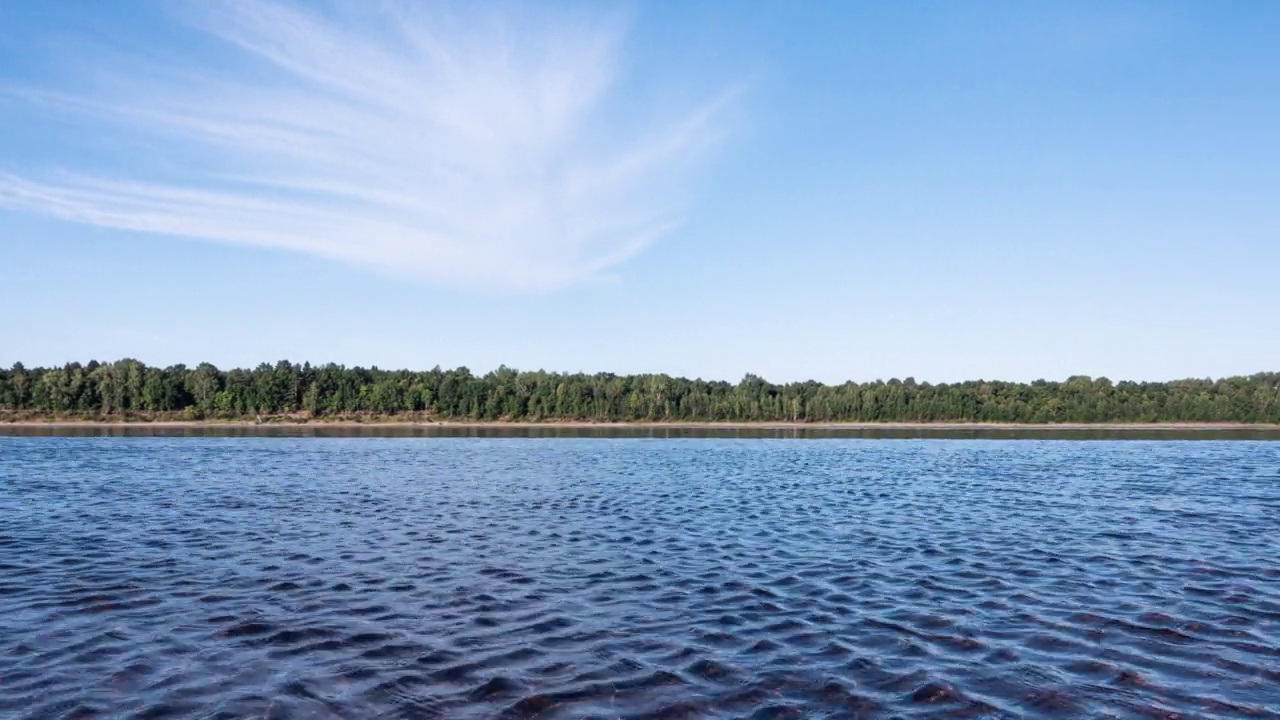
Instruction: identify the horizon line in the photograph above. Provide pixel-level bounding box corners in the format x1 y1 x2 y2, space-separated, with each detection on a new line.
3 358 1276 388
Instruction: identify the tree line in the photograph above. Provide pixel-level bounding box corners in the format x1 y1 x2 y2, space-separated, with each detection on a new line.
1 359 1278 423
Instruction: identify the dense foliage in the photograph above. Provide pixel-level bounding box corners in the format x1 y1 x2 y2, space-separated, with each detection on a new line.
1 360 1278 423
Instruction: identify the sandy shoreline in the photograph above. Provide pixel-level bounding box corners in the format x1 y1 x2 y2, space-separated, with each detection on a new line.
3 420 1278 430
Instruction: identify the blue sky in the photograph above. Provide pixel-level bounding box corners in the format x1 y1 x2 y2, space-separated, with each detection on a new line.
2 1 1277 383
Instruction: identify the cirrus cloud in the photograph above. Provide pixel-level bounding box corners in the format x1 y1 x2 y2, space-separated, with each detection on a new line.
0 0 736 290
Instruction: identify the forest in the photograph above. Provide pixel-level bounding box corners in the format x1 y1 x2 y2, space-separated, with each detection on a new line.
1 360 1278 424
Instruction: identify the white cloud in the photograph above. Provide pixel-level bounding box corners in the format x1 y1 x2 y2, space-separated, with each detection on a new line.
0 0 733 290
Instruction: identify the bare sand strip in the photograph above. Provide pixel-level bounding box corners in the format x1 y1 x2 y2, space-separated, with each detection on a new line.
3 420 1278 430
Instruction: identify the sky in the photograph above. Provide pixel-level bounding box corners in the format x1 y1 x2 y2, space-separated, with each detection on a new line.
1 0 1277 384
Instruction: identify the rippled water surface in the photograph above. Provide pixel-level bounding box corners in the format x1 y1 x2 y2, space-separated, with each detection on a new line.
2 439 1278 719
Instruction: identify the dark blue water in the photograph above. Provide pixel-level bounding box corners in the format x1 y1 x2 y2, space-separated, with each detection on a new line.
1 438 1278 719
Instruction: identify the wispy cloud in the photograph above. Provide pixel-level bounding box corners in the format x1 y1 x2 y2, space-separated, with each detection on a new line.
0 0 734 290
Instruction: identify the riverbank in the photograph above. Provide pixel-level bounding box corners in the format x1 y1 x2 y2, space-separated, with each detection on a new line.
3 418 1279 430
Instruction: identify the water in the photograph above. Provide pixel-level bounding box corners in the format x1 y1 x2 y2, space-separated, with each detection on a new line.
1 438 1278 719
6 425 1280 440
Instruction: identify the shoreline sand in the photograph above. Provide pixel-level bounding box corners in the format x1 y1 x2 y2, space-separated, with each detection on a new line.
3 420 1279 430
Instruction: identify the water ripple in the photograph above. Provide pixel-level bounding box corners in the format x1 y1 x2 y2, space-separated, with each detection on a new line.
1 438 1278 718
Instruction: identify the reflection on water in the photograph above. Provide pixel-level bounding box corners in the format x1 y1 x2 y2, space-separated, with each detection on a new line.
4 424 1280 440
1 438 1278 718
